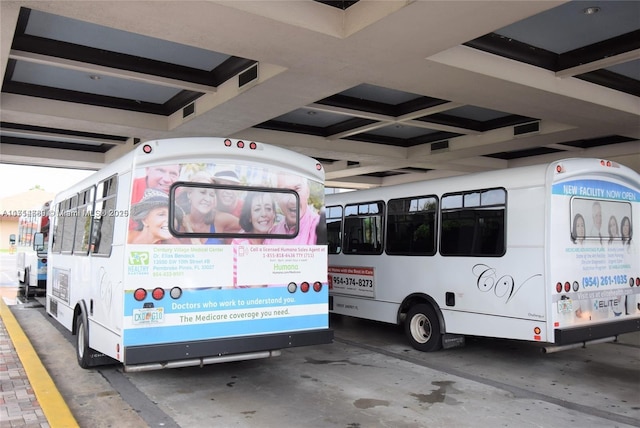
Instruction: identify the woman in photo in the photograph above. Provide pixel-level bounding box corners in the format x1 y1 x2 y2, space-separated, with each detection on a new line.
129 189 177 244
232 191 277 245
571 213 586 245
620 216 632 246
231 191 277 288
179 171 222 244
607 215 619 245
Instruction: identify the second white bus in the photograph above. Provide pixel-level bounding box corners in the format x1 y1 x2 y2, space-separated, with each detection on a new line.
326 158 639 352
16 201 51 298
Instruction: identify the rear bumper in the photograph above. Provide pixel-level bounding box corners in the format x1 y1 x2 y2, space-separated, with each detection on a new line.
554 318 640 345
124 328 334 366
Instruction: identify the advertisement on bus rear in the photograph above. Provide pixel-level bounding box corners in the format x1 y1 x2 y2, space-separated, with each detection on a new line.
123 160 328 346
550 175 640 327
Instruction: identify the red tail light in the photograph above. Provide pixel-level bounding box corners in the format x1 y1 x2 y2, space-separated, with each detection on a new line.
134 288 147 301
152 288 165 300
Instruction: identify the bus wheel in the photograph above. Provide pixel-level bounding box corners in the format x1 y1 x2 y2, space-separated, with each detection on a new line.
76 314 91 369
405 304 442 352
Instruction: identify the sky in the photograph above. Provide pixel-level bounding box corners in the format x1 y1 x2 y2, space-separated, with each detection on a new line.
0 164 95 199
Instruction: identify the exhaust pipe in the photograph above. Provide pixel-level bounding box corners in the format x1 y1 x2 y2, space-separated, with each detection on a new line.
124 350 282 372
542 336 617 354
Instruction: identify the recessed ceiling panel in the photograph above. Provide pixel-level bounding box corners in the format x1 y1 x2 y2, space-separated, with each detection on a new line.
318 84 448 116
1 122 127 153
486 146 565 160
1 1 637 183
441 106 511 122
495 1 639 54
465 1 640 97
12 61 181 103
25 10 232 71
606 60 640 80
340 83 425 105
2 7 257 116
368 125 436 140
273 109 349 128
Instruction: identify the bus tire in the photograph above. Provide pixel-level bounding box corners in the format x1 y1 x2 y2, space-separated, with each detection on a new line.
405 303 442 352
76 313 91 369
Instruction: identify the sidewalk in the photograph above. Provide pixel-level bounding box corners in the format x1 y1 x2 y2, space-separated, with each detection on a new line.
0 297 78 428
0 307 49 427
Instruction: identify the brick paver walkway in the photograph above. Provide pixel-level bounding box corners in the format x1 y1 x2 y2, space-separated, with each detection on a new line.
0 314 49 428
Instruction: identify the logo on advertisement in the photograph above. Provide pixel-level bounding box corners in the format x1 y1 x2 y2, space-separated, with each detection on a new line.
129 252 150 265
593 299 621 316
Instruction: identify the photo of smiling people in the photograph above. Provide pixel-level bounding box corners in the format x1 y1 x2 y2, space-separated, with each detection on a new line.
231 191 277 246
607 215 619 245
620 216 633 248
230 190 278 288
264 172 323 245
214 168 244 217
175 169 242 244
128 189 182 244
131 164 181 204
571 213 586 245
571 198 632 247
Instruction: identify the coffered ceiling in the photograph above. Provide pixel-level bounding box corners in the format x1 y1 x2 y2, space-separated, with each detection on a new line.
1 0 638 188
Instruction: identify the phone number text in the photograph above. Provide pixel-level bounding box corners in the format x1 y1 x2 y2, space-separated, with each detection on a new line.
331 276 373 288
583 275 628 288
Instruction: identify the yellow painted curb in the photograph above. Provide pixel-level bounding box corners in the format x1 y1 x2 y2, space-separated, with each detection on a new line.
0 298 79 428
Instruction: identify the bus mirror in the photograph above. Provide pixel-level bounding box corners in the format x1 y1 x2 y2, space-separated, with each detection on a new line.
33 233 45 252
9 234 16 244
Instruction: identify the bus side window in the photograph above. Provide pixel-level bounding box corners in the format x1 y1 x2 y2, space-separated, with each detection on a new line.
440 188 506 257
74 187 94 255
51 202 63 254
326 205 343 254
92 176 117 256
33 233 45 253
387 196 437 256
61 195 78 253
343 201 383 255
90 223 102 252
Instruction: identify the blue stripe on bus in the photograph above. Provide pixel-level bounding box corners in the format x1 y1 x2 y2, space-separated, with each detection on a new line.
124 285 328 315
552 179 640 202
122 314 328 346
37 259 47 281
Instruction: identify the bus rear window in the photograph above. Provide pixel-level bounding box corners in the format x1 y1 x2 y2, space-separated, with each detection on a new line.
570 198 632 245
169 184 299 241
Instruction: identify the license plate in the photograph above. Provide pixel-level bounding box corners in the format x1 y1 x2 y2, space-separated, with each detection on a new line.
557 300 573 314
133 307 164 324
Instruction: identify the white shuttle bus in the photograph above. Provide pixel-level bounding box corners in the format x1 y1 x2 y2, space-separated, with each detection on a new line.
45 137 332 371
326 158 639 352
15 201 51 298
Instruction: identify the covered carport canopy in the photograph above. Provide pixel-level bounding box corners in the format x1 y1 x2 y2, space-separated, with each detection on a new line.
1 0 638 189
